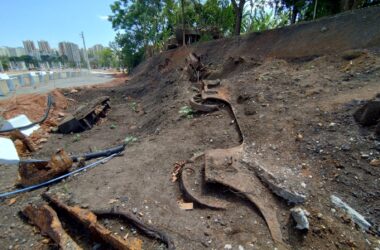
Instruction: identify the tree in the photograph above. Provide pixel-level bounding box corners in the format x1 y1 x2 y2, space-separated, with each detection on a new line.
97 48 115 68
231 0 247 35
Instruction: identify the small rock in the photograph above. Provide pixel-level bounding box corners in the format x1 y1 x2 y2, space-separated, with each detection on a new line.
132 208 137 214
224 244 232 250
296 133 303 141
81 203 89 209
320 26 328 32
223 227 233 234
341 144 351 151
361 153 370 159
238 245 245 250
317 213 323 219
290 207 310 230
370 159 380 166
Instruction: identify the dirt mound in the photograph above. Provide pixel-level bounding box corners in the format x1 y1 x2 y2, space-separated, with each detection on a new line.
0 89 67 122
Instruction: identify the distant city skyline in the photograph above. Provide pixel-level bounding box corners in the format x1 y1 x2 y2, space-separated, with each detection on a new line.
0 0 116 48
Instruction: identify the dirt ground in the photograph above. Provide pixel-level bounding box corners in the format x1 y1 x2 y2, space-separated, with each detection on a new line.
1 7 380 250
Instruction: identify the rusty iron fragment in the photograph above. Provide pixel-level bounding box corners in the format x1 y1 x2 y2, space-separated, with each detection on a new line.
10 129 36 153
18 149 73 187
180 160 228 210
43 194 142 250
204 146 286 247
175 53 313 248
22 204 82 250
58 96 110 134
189 94 219 113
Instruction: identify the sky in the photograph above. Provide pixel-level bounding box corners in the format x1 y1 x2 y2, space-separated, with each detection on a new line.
0 0 117 49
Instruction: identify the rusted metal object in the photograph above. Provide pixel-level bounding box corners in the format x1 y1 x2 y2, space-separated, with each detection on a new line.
23 204 82 250
18 149 73 187
58 96 110 134
43 194 142 250
204 146 286 248
10 129 36 153
189 94 219 112
180 160 228 210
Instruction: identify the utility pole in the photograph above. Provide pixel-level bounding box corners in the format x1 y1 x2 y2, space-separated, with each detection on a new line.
80 32 91 70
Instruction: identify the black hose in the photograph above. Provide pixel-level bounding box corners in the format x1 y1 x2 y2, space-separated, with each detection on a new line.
71 144 126 162
0 94 53 133
19 143 126 164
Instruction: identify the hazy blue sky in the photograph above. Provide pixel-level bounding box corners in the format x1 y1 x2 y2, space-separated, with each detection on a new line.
0 0 117 49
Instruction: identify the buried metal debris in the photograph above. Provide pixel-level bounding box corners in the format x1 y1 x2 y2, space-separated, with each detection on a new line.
58 96 110 133
18 149 73 187
41 194 142 250
31 194 176 249
0 152 122 199
23 204 82 250
174 52 309 248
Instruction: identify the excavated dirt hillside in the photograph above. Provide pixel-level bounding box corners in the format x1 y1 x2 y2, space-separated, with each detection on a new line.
1 6 380 250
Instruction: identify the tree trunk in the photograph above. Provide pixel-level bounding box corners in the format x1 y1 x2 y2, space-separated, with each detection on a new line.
313 0 318 20
231 0 245 36
181 0 186 46
291 5 298 24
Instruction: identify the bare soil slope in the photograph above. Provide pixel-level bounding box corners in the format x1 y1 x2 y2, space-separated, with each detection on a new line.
1 6 380 250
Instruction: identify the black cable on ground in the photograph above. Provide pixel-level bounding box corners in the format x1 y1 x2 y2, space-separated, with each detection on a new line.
0 94 53 133
19 144 126 164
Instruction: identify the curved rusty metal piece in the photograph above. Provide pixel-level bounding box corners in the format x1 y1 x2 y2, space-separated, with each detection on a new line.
189 94 219 112
180 162 229 210
183 66 289 247
204 145 286 248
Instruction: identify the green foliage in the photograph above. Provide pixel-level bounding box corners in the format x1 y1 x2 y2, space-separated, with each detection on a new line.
247 9 289 32
179 105 194 119
108 0 377 70
73 134 81 142
199 33 213 42
109 0 236 70
96 48 117 68
124 135 138 145
0 57 10 71
129 101 137 112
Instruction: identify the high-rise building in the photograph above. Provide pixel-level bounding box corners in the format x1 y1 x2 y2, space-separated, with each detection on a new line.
58 42 81 64
23 40 36 54
38 40 51 54
15 47 26 57
0 47 10 57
